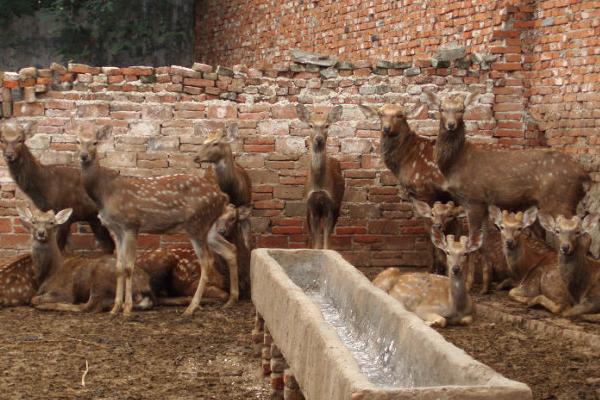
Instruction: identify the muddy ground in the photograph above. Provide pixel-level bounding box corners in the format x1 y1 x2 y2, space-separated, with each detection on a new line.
0 287 599 399
0 302 269 400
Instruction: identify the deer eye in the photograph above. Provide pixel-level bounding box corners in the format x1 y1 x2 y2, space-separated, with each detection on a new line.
92 141 98 146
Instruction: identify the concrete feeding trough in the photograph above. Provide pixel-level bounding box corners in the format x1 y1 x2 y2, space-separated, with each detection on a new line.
251 249 532 400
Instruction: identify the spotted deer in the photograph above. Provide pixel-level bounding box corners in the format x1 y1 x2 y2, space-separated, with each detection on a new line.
0 120 114 252
358 103 452 204
426 91 590 244
412 199 465 275
0 254 37 307
538 213 600 318
373 228 483 327
194 124 253 296
18 206 155 313
489 206 570 314
297 104 345 249
76 125 235 316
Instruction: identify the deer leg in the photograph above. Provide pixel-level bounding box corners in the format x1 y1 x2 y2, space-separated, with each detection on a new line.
508 287 531 305
238 218 252 251
184 238 211 316
466 204 487 243
458 315 473 325
34 302 84 312
56 223 71 251
495 278 514 291
208 225 239 308
561 302 600 318
308 211 322 250
465 255 474 292
121 232 137 316
479 255 492 295
323 210 334 250
111 233 126 315
89 218 116 254
416 311 447 328
527 295 564 314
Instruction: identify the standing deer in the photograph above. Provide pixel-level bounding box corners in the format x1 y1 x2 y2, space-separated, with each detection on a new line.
76 125 235 316
538 213 600 318
194 124 253 296
490 206 570 314
0 120 114 252
426 92 590 244
297 104 345 249
18 206 155 313
0 254 37 307
358 103 452 204
373 228 483 327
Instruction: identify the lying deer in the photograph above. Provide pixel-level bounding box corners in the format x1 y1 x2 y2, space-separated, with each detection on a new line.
76 124 236 316
0 120 114 252
297 104 345 249
373 228 483 327
18 206 155 313
359 103 452 203
412 199 465 275
426 92 590 244
538 213 600 318
194 124 253 295
490 206 570 314
0 254 37 307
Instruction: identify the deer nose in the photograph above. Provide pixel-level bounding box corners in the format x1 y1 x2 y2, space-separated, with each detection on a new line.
560 244 571 254
447 122 457 130
315 136 324 145
506 239 515 248
3 152 15 162
35 230 47 241
80 154 89 163
382 126 391 135
432 223 442 230
451 265 460 275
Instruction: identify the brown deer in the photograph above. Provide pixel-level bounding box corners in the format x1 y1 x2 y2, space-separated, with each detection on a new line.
538 213 600 318
358 103 452 204
76 125 235 316
412 199 465 275
0 254 37 307
426 91 590 244
373 228 483 327
490 206 570 314
194 124 253 296
297 104 345 249
0 120 114 252
18 206 155 313
194 124 252 248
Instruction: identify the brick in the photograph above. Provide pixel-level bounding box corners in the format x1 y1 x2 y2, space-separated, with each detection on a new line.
77 104 109 117
207 104 237 119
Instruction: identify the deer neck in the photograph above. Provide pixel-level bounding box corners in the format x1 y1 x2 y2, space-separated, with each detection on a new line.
81 158 118 208
504 237 526 275
449 272 469 314
215 151 237 193
8 147 48 208
559 237 590 301
310 145 327 189
435 120 466 174
380 119 415 176
31 238 63 285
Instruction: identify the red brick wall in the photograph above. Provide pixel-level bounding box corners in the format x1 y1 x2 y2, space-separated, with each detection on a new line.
195 0 504 66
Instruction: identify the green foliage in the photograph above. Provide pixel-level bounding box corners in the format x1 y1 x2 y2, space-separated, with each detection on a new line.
0 0 54 24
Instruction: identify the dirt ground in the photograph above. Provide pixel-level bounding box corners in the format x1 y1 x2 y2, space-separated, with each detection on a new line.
0 302 269 400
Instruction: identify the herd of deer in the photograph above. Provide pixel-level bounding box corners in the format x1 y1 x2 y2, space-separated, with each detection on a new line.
0 90 598 330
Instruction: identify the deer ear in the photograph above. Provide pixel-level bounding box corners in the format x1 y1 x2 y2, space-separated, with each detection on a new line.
537 213 556 233
225 124 238 143
296 104 311 124
488 205 503 227
522 206 538 228
407 104 425 119
425 91 440 107
17 207 34 231
96 125 111 141
464 92 477 108
582 213 599 235
22 121 36 138
412 199 432 219
454 205 466 219
467 230 484 253
237 205 252 221
327 105 343 125
431 227 447 251
358 105 379 119
54 208 73 225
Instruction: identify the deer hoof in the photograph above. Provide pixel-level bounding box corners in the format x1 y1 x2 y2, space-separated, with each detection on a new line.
222 299 236 309
110 304 122 315
182 306 200 318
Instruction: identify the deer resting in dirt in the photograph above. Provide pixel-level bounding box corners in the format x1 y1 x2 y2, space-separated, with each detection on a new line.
373 228 482 327
412 199 465 275
76 125 236 316
0 254 37 307
538 213 600 318
359 103 452 203
0 120 114 252
18 206 155 312
297 104 345 249
490 206 570 314
426 92 590 243
194 124 253 296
